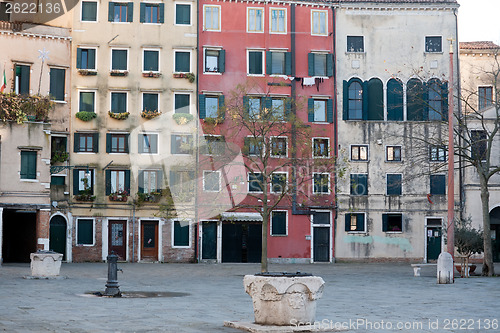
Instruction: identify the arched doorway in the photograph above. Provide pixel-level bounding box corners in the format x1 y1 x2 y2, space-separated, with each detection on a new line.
49 215 67 260
490 207 500 262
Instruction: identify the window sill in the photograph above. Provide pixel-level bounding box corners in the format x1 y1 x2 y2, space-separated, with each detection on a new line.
75 152 97 154
424 52 443 55
203 72 222 75
347 231 367 234
172 245 191 249
20 179 39 182
203 29 221 32
247 74 265 77
78 69 97 76
385 160 403 163
109 152 129 155
142 22 162 25
203 189 221 193
350 160 369 163
345 51 365 55
384 231 403 234
271 234 288 237
311 33 328 37
313 192 331 195
174 23 192 27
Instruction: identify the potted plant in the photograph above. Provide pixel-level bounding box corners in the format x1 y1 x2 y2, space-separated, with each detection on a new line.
136 191 163 205
108 111 130 120
141 109 161 119
143 71 161 78
78 69 97 76
455 218 483 275
185 72 195 83
75 111 97 121
109 189 129 202
172 113 194 125
110 70 128 76
51 150 69 164
74 178 96 202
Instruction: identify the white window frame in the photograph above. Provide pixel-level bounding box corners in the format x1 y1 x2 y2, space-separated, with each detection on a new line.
109 170 126 193
350 144 369 162
346 35 365 53
311 9 327 36
141 91 160 113
203 47 223 75
386 173 403 196
171 133 193 155
312 98 327 122
347 212 366 234
76 218 96 246
247 7 264 33
271 171 288 194
175 2 192 26
173 92 192 114
110 47 129 72
109 91 128 114
140 169 161 193
80 0 98 23
312 137 330 158
173 49 192 74
270 136 288 158
171 219 192 248
425 36 443 53
78 89 97 113
142 48 160 73
270 210 288 236
246 135 264 156
385 145 402 162
77 46 98 71
312 172 330 195
269 7 286 34
203 170 221 192
203 134 224 156
139 132 159 155
383 212 404 233
77 169 95 192
203 4 221 32
248 172 264 193
247 49 265 76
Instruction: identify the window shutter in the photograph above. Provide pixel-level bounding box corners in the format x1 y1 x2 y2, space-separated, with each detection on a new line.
285 97 292 121
264 97 272 112
105 170 111 195
266 51 272 75
382 214 388 232
362 81 369 120
76 48 82 68
360 174 368 195
140 3 145 23
308 98 314 122
28 152 36 179
138 135 144 153
150 134 158 154
92 133 99 152
108 2 114 21
73 169 80 195
20 153 28 179
326 98 333 123
198 94 206 119
87 49 96 69
343 80 348 120
138 170 144 193
285 52 292 76
244 137 250 154
50 69 64 101
74 133 81 152
243 96 249 118
124 133 129 153
20 65 30 94
441 82 448 121
308 53 314 76
127 2 133 22
159 3 165 24
387 79 403 121
345 214 351 232
357 214 364 231
106 133 111 153
156 170 163 190
169 171 177 187
423 82 429 121
218 49 225 73
124 170 131 193
171 136 177 154
218 95 225 119
326 53 333 77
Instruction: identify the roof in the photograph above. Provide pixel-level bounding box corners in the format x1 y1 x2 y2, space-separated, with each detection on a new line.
459 41 500 50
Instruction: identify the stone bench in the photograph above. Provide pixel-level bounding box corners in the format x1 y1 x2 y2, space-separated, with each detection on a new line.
411 263 437 277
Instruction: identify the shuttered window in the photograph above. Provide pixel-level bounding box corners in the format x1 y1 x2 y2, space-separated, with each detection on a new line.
77 219 94 245
248 173 264 192
313 173 329 194
174 93 190 114
20 151 37 179
138 133 158 154
387 174 402 196
143 50 159 72
174 51 190 73
109 2 133 22
76 48 96 70
111 49 127 70
49 68 65 101
173 221 189 247
142 93 158 112
308 53 333 77
345 213 365 232
111 92 127 113
271 211 287 236
81 1 97 21
176 4 190 25
14 64 30 95
350 174 368 196
430 175 446 195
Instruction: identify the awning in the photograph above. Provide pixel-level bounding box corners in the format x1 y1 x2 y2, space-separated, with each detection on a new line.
221 212 263 222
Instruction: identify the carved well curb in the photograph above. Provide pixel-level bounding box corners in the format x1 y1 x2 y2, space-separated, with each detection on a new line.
30 252 63 277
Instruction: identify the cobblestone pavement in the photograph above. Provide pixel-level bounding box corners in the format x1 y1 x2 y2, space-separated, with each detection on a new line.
0 262 499 332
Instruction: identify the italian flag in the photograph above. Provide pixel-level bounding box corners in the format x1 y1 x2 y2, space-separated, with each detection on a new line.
0 68 6 93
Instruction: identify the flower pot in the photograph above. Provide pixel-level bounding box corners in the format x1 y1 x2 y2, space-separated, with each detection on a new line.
455 264 477 275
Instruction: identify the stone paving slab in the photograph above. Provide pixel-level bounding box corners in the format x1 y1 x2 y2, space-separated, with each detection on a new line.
0 262 499 332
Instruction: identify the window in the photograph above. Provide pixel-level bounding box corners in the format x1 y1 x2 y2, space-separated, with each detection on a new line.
170 170 194 201
77 219 94 245
312 212 330 225
79 91 95 112
248 173 264 192
105 170 130 195
143 50 159 72
73 169 94 195
204 5 220 31
174 51 190 73
471 130 487 161
382 213 402 232
386 146 402 162
350 174 368 196
478 87 493 110
425 36 442 53
270 8 286 33
204 49 225 73
111 49 128 71
271 173 287 193
428 80 444 121
429 145 446 162
308 53 333 77
246 96 262 118
199 95 225 119
0 2 10 21
76 48 96 70
202 135 225 155
20 151 37 179
110 92 127 113
203 170 221 192
387 174 402 196
81 1 97 21
351 145 368 161
173 220 190 247
14 64 30 95
271 211 287 236
271 98 286 120
313 138 329 158
311 10 327 35
406 78 424 121
313 173 330 194
174 93 190 114
51 176 65 185
247 8 263 32
266 51 291 76
49 68 65 101
74 133 98 153
51 136 67 161
345 213 365 232
248 51 264 75
142 93 159 112
140 3 164 23
430 175 446 195
176 3 191 25
138 133 158 154
106 133 129 153
271 137 287 157
387 78 404 121
347 36 364 52
138 170 161 193
171 134 193 154
109 2 133 23
244 137 264 156
346 80 362 120
308 98 333 123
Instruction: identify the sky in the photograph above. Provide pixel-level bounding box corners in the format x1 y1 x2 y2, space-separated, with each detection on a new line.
458 0 500 44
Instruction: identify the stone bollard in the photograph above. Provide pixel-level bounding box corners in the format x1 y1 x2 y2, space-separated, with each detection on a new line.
30 250 63 278
103 253 122 297
437 252 454 284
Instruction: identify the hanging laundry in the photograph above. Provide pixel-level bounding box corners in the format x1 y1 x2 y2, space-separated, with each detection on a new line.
303 77 315 86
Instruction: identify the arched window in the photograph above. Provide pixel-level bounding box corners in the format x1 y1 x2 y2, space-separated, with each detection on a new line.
367 78 383 120
343 79 363 120
406 78 425 121
387 78 403 121
428 79 448 121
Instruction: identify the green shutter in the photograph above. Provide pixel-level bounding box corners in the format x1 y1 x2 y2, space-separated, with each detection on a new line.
423 82 429 121
430 175 445 195
285 97 292 121
243 96 249 117
20 65 30 95
138 170 144 193
127 2 133 22
124 170 131 192
219 95 225 119
441 82 448 121
357 214 364 231
362 81 369 120
266 51 272 75
308 53 314 76
78 220 93 245
92 133 99 152
326 53 333 77
326 98 333 123
21 151 36 179
169 171 177 187
176 4 189 24
367 79 384 121
49 68 65 101
171 135 177 154
108 2 114 21
140 3 145 23
156 170 163 190
382 214 388 232
124 134 129 153
218 49 225 73
76 48 82 68
74 133 80 152
264 97 272 112
105 170 111 195
73 169 80 195
198 94 206 119
343 80 348 120
345 214 351 232
159 3 165 23
308 98 314 122
174 221 189 246
285 52 292 76
387 79 403 121
150 134 158 154
106 133 111 153
360 174 368 195
138 135 144 153
88 49 96 69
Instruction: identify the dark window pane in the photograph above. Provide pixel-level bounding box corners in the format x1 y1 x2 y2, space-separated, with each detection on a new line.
430 175 446 195
112 50 127 70
143 93 158 111
249 51 262 74
143 50 159 72
175 94 190 114
347 36 364 52
271 211 286 235
425 36 442 52
175 52 190 72
82 1 97 21
176 4 190 24
174 221 189 246
111 92 127 113
77 219 93 245
49 68 65 101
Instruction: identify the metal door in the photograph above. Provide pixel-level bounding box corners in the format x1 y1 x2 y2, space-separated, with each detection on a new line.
222 223 242 262
109 220 127 260
202 222 217 260
426 227 442 261
49 216 66 260
141 221 158 260
313 227 330 262
246 224 262 263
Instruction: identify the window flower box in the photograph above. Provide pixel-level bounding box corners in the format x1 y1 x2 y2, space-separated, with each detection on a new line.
136 191 163 204
173 113 194 125
78 69 97 76
51 151 69 164
74 194 96 202
108 111 130 120
110 70 128 76
75 111 97 121
109 190 129 202
143 72 161 78
141 109 161 119
173 72 195 83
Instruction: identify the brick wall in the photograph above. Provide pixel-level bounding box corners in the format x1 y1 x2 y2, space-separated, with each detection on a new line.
72 217 103 262
162 221 196 263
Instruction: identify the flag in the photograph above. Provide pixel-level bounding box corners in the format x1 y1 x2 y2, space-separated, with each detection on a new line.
0 67 6 93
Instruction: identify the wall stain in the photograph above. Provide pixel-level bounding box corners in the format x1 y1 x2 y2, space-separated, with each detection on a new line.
344 234 413 252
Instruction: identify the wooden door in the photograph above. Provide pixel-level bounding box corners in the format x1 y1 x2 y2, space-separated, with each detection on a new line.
141 221 159 260
202 222 217 260
49 216 66 260
426 227 442 261
109 220 127 260
313 227 330 262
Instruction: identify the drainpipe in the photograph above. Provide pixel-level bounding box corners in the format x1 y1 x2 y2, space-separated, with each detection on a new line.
332 5 338 258
195 0 200 262
446 36 455 258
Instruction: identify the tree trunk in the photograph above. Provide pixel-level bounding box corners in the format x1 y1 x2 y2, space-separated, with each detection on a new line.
261 210 268 273
479 175 495 276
